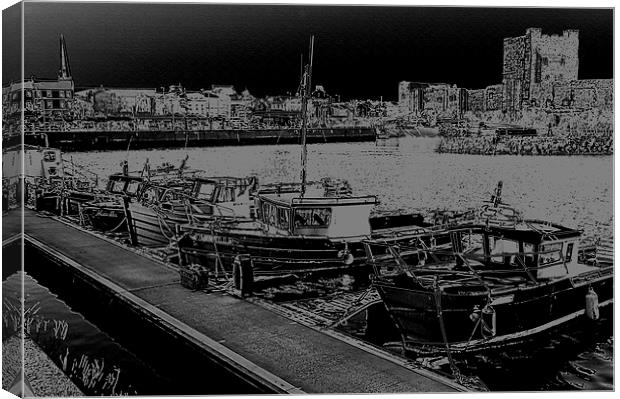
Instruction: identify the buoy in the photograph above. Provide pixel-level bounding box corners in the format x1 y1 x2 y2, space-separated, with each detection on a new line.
481 305 496 339
469 305 481 322
338 244 355 265
585 287 599 320
338 250 354 265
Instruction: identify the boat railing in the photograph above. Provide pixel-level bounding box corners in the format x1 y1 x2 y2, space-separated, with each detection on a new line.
61 155 99 187
363 239 581 284
290 195 378 206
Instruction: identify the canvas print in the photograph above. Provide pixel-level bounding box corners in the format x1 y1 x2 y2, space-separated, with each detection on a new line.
1 1 614 395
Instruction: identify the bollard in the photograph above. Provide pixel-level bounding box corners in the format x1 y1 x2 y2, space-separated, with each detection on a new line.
232 255 254 297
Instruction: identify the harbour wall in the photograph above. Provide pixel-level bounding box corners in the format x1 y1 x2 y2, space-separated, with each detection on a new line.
436 134 613 156
15 127 376 151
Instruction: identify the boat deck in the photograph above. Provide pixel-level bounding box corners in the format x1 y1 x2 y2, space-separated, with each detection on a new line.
10 208 463 393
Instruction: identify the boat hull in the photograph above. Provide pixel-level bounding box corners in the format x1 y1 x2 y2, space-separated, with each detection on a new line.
374 266 613 354
178 213 434 276
178 226 371 276
82 204 127 232
128 203 185 247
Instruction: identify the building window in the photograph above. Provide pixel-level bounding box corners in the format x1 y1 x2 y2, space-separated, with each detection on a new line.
535 54 542 83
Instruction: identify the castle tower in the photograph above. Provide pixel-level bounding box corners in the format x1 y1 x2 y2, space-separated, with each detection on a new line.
502 28 579 112
59 34 72 80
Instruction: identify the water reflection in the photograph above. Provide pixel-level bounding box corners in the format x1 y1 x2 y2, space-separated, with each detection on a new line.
2 272 171 395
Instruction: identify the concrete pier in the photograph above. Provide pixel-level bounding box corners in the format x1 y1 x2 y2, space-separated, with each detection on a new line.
8 209 465 394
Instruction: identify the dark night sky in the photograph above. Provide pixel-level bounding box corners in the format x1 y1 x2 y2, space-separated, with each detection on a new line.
2 2 614 100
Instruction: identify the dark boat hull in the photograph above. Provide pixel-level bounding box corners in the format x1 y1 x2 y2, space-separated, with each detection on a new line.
374 266 613 354
82 205 127 232
177 213 435 276
178 227 363 276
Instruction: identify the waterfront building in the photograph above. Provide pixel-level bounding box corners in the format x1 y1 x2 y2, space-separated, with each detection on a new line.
397 82 468 121
545 79 613 111
484 84 504 111
75 87 157 116
502 28 579 112
458 27 611 131
2 35 74 125
467 89 485 113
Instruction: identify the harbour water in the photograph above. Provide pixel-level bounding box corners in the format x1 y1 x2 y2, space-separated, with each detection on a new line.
2 271 174 395
71 136 613 240
14 136 613 392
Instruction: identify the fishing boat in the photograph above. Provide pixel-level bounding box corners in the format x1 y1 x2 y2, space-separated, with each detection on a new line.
365 182 613 355
177 37 433 277
178 181 379 275
80 157 197 234
3 144 100 214
127 175 258 247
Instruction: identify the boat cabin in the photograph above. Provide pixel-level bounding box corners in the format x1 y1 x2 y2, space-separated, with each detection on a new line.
449 220 583 280
106 174 144 197
255 191 377 239
3 145 64 183
137 176 257 218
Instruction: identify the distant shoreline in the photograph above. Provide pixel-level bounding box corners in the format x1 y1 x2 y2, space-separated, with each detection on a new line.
436 135 613 156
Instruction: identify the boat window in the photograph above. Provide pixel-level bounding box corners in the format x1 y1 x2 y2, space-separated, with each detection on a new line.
261 202 271 223
197 183 215 200
523 242 536 268
111 180 126 193
43 151 56 162
540 242 563 265
126 181 141 195
488 236 519 265
216 187 235 203
565 242 574 263
161 189 185 203
294 208 331 227
141 187 160 203
277 207 291 230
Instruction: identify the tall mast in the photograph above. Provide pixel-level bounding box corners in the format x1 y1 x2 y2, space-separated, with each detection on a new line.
300 35 314 197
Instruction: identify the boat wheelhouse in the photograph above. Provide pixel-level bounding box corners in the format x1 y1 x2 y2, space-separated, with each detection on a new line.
368 218 613 355
80 174 145 232
178 184 378 275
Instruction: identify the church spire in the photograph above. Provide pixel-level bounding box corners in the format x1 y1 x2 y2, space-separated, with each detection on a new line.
59 34 72 80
